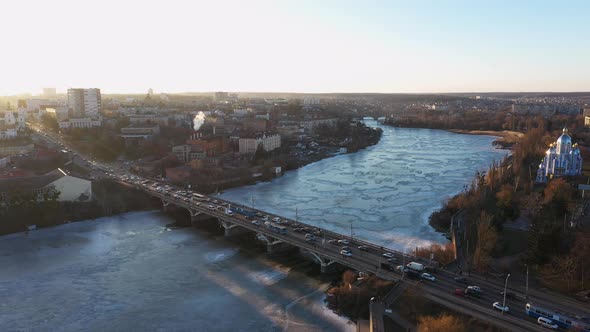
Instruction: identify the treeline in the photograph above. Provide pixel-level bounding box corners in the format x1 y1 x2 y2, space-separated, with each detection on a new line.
390 108 584 133
426 114 590 291
326 270 394 320
0 180 159 235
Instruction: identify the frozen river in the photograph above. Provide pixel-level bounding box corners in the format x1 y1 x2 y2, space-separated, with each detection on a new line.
222 119 509 251
0 121 508 331
0 212 355 331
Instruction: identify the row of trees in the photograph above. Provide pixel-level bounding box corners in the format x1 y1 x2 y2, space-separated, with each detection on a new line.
421 112 589 291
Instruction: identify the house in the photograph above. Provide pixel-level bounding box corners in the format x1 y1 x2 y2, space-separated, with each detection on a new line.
120 125 160 145
238 134 281 154
0 168 92 202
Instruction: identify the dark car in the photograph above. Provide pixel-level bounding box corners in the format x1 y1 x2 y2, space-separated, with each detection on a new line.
380 263 396 272
454 288 465 296
406 269 420 280
500 291 516 300
454 276 469 284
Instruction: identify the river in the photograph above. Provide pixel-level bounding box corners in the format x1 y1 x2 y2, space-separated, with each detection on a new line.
0 121 508 331
221 119 509 251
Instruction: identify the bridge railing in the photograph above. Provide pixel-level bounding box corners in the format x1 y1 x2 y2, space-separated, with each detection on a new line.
149 188 404 280
143 184 432 268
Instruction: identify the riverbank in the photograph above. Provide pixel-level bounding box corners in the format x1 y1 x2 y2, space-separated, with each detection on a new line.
0 179 159 236
194 124 383 194
448 129 523 148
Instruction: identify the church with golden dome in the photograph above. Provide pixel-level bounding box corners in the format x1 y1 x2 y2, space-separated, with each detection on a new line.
536 128 583 183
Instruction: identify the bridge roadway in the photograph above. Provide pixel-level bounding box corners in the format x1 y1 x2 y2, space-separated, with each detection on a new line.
140 185 558 332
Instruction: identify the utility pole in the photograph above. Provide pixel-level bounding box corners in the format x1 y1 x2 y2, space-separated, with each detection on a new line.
350 222 353 241
402 250 405 280
525 265 529 301
502 274 511 315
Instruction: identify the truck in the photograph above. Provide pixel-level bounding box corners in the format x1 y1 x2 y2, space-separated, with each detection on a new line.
406 262 424 272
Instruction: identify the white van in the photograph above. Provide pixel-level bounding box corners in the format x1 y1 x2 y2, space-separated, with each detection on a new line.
537 317 558 329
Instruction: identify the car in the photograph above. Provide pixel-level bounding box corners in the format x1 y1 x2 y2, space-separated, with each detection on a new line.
251 220 261 226
340 249 352 257
382 252 394 259
207 205 215 210
341 246 350 251
337 239 350 245
454 276 469 284
467 286 482 293
272 217 281 223
387 257 399 263
305 234 316 242
406 269 421 279
358 245 369 251
421 273 436 281
381 263 395 271
454 288 465 296
492 302 509 313
328 239 339 245
225 210 234 216
500 291 516 300
396 265 409 273
537 317 558 329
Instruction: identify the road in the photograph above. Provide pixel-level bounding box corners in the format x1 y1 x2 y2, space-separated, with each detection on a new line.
28 122 590 332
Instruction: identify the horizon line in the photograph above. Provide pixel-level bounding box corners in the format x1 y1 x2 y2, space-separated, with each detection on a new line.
2 90 590 98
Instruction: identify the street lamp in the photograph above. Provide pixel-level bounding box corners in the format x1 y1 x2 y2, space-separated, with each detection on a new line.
502 273 511 315
525 264 529 301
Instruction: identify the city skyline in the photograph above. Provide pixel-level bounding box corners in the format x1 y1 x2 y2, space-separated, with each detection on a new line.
2 0 589 95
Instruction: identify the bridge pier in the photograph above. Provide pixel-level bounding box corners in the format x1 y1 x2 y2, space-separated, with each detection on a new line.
266 240 295 255
255 233 294 254
308 251 337 274
161 199 172 212
219 220 249 237
188 209 203 225
320 261 337 274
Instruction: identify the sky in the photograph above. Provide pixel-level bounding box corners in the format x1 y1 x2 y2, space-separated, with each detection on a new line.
1 0 589 95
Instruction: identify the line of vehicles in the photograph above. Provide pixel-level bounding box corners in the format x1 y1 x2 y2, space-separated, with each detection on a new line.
107 169 590 332
450 276 590 330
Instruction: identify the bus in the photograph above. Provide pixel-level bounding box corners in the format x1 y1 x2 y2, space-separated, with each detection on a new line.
264 221 287 234
192 193 207 201
525 303 590 331
230 206 257 218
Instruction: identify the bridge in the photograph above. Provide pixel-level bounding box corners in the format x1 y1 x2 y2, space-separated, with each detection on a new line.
150 187 415 277
131 183 582 332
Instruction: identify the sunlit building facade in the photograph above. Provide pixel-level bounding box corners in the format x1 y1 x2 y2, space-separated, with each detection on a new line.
536 128 583 183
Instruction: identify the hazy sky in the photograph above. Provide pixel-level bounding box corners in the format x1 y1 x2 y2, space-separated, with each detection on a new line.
2 0 589 95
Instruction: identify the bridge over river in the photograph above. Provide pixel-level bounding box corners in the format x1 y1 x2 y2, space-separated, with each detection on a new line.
150 186 418 277
127 182 568 332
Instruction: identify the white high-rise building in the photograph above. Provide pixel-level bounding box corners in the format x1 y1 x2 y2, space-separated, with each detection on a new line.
67 88 101 118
